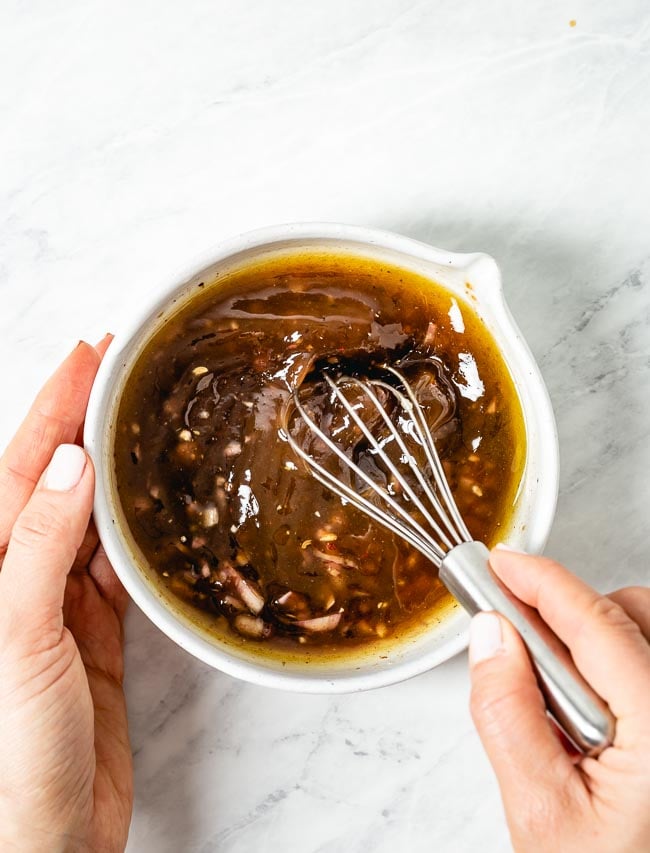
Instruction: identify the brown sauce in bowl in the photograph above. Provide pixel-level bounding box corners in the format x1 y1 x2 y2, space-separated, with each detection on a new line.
114 251 526 655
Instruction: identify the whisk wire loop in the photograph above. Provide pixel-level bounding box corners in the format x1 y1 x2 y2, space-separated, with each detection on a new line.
322 374 457 552
286 392 447 563
383 366 472 542
284 367 475 566
366 377 465 546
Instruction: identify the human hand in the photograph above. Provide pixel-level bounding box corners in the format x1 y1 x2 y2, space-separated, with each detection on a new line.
469 547 650 853
0 339 132 852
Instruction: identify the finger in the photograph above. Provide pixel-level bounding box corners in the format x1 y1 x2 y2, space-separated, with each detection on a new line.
74 333 114 444
95 332 114 359
0 342 101 550
86 665 133 845
89 545 129 620
70 518 99 573
63 568 125 684
0 445 94 646
469 612 583 824
489 548 650 723
607 587 650 642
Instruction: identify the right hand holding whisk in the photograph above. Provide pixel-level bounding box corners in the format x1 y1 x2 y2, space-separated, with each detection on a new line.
468 546 650 853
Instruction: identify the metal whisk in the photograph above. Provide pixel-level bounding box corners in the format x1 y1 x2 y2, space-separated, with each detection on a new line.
285 365 615 756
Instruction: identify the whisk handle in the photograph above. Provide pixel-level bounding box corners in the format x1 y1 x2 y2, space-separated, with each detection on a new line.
440 541 616 756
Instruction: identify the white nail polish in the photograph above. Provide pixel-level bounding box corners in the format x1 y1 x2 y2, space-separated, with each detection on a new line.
469 612 504 665
43 445 86 492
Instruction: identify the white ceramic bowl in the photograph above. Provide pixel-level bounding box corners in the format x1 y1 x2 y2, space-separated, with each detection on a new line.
84 223 559 692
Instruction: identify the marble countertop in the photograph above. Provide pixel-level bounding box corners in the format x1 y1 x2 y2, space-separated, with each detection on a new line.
2 2 649 850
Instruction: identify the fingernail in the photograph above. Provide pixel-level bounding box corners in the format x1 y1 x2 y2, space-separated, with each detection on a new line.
94 332 114 351
495 542 526 554
44 445 87 492
469 612 504 665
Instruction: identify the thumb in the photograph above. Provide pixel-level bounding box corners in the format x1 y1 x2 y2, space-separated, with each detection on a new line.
0 444 94 646
469 611 578 809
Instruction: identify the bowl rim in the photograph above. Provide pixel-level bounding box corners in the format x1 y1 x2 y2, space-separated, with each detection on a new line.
84 222 559 692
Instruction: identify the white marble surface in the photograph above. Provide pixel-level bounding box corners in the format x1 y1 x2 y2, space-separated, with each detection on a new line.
2 1 650 850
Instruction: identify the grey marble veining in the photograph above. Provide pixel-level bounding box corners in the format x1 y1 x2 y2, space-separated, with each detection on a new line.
1 1 649 851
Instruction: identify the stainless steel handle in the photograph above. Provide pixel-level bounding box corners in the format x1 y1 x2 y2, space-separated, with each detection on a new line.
440 541 616 756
